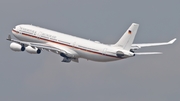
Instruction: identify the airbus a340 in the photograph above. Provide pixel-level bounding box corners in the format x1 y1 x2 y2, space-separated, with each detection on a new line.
7 23 176 63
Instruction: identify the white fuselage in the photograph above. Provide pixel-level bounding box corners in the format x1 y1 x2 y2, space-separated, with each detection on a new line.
12 25 128 62
9 23 175 62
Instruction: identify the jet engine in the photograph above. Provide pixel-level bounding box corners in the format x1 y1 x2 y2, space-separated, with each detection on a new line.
26 46 41 54
116 50 135 58
116 51 125 57
10 42 25 51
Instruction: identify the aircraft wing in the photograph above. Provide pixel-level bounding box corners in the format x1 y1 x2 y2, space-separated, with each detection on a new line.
135 52 162 55
7 35 78 63
131 38 176 50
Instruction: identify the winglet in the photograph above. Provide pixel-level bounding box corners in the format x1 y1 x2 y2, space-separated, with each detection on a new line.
6 35 11 41
168 38 177 44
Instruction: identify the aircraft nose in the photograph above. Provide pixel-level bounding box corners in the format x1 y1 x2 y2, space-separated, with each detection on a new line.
12 25 20 35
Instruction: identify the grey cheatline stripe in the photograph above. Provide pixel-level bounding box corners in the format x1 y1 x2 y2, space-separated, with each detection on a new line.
12 30 119 58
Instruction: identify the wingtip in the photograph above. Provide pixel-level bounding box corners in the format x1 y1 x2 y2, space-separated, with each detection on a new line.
6 35 11 40
168 38 177 44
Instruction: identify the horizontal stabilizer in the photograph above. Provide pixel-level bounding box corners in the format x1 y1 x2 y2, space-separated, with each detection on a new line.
135 52 162 55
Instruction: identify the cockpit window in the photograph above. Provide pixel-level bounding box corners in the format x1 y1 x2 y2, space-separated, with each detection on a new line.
14 26 21 30
14 26 18 30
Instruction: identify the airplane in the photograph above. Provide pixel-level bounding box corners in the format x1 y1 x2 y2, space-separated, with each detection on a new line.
7 23 176 63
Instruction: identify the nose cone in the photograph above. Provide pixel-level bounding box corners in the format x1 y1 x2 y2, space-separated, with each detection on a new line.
12 25 22 39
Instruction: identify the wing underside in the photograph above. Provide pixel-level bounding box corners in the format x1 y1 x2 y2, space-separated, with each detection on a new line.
7 35 78 63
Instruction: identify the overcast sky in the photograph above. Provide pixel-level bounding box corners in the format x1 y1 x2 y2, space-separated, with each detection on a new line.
0 0 180 101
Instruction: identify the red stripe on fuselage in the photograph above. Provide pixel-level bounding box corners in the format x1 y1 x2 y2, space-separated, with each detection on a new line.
12 29 119 58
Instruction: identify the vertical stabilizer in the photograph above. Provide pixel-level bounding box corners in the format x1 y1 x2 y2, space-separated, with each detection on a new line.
114 23 139 50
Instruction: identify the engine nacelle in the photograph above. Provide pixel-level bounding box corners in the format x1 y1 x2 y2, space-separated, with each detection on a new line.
116 51 125 57
10 42 25 51
26 46 41 54
131 46 141 50
116 50 135 58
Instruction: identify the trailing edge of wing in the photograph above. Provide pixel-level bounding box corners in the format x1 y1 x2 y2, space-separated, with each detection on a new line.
135 52 162 55
132 38 177 48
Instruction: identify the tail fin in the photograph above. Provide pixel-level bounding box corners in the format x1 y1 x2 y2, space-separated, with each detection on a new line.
114 23 139 50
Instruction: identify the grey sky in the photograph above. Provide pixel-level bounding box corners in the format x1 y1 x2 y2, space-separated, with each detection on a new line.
0 0 180 101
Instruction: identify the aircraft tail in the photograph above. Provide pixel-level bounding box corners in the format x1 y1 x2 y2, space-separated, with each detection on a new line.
114 23 139 50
